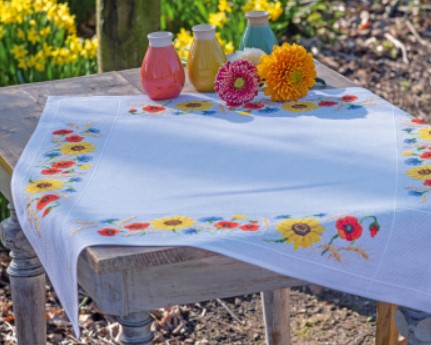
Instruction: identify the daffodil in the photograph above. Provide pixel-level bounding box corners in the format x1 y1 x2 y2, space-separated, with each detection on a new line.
209 12 227 28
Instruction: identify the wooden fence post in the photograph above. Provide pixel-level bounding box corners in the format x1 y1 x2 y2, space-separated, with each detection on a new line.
97 0 161 72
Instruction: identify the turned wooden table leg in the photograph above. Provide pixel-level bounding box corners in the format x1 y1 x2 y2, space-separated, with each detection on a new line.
0 204 46 345
117 311 154 345
261 288 291 345
394 306 431 345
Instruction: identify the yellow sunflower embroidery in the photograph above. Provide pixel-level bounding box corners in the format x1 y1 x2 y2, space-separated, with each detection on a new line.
276 218 325 250
175 100 212 112
403 151 414 156
281 101 318 112
151 216 195 231
79 164 93 170
407 165 431 180
418 128 431 141
26 179 64 194
232 214 248 220
60 142 95 155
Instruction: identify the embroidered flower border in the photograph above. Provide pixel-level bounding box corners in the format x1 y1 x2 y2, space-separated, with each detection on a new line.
72 213 380 263
25 122 101 235
126 93 383 117
401 115 431 202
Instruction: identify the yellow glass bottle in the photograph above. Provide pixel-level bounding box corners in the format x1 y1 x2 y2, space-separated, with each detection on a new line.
187 24 227 92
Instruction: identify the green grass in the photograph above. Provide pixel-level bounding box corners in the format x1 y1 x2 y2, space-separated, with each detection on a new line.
0 193 9 222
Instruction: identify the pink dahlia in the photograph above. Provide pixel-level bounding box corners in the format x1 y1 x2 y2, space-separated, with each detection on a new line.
215 60 259 107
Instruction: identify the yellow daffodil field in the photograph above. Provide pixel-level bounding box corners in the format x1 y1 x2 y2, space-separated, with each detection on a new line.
0 0 97 86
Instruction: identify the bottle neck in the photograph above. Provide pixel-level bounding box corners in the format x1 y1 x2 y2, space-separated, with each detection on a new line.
148 32 173 47
246 11 269 26
192 24 216 40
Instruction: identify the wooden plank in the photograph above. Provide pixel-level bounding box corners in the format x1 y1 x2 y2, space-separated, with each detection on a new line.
261 288 291 345
376 302 400 345
78 248 304 315
97 0 161 72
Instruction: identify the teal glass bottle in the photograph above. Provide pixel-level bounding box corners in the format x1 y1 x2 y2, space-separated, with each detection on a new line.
240 11 278 54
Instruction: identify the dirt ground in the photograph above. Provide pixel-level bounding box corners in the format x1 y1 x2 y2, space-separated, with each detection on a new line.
0 1 430 344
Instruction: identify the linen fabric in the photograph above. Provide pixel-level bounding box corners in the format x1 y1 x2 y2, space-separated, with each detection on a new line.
12 87 431 336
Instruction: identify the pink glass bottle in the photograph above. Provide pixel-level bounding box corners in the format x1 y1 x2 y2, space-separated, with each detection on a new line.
140 32 185 100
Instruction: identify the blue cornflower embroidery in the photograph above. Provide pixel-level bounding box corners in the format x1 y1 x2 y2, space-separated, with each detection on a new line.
257 107 279 114
404 138 417 144
77 155 93 163
183 228 199 235
86 128 100 134
275 215 291 219
408 191 425 197
347 104 363 110
44 151 61 159
404 157 422 166
199 216 223 223
101 218 119 224
202 110 216 115
69 177 82 183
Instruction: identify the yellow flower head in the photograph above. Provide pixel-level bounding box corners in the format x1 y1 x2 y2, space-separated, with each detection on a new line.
418 127 431 141
60 142 95 155
232 214 248 220
151 216 195 231
258 43 317 102
11 44 28 60
281 101 318 112
276 218 325 250
26 179 64 194
403 151 414 156
267 1 283 21
209 12 227 28
175 100 213 111
27 28 39 44
174 28 193 60
407 166 431 181
218 0 232 13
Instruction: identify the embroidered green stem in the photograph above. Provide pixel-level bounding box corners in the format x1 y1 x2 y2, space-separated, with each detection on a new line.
321 234 339 255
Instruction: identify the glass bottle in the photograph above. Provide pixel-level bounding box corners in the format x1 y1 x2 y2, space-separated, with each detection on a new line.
187 24 227 92
240 11 278 54
140 31 185 100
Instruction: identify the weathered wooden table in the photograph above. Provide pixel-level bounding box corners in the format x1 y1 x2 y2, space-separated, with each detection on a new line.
0 63 406 345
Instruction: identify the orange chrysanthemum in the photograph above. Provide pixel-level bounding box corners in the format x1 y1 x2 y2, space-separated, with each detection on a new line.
257 43 317 102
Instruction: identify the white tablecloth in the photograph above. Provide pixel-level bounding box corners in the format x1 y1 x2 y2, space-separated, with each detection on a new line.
12 87 431 336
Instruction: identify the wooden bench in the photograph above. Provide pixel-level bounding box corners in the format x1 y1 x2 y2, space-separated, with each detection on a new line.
0 62 404 344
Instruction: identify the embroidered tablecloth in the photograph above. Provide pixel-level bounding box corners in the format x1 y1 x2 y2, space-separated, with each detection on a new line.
12 87 431 336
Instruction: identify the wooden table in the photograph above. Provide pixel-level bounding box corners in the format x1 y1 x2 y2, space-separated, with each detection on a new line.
0 63 402 345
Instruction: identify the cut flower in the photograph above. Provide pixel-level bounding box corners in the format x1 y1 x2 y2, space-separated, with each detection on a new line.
215 60 260 107
258 43 316 102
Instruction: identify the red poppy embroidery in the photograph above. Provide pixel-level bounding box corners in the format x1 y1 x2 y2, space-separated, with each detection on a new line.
143 105 165 113
98 228 120 236
340 95 357 102
244 103 264 110
420 152 431 160
369 223 379 238
240 223 260 231
412 118 426 124
65 135 84 143
129 108 138 113
36 194 59 210
214 221 239 229
52 129 74 135
124 222 150 231
318 101 338 107
336 216 363 241
52 160 75 169
41 168 62 175
424 180 431 187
